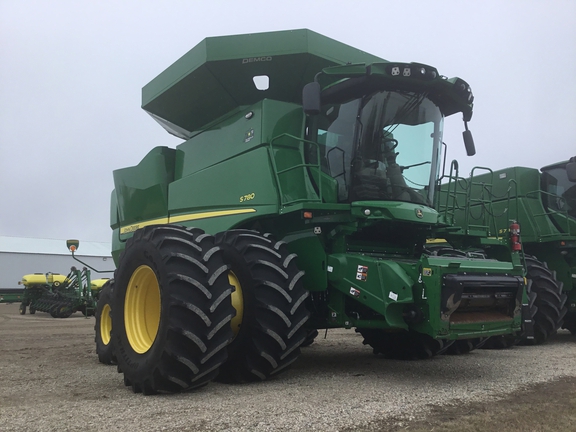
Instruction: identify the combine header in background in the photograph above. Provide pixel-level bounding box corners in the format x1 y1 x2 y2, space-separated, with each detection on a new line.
102 29 526 395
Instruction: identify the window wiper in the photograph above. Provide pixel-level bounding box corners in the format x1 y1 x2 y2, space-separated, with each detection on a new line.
401 161 431 172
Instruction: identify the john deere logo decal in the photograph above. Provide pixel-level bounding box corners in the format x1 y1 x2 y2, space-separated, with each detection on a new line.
415 208 424 219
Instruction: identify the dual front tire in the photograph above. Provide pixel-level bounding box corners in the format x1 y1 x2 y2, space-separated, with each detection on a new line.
112 225 236 394
110 226 310 394
214 230 310 383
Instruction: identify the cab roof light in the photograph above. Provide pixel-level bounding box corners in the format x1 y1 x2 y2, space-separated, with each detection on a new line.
386 63 438 81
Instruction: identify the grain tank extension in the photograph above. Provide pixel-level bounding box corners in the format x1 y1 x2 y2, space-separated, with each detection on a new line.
107 30 524 394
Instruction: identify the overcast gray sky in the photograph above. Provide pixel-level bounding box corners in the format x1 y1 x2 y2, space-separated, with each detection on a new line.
1 1 575 243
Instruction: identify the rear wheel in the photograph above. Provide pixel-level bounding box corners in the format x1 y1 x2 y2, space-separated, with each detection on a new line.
215 230 310 383
29 306 36 314
95 280 116 365
19 303 26 315
357 329 449 360
112 225 235 394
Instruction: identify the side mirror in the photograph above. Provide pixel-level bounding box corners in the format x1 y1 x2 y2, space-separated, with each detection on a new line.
567 161 576 182
463 129 476 156
302 82 321 115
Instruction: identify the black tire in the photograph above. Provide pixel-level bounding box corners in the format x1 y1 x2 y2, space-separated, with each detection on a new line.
19 303 26 315
444 338 488 355
562 312 576 335
357 329 449 360
95 280 116 365
29 306 36 314
112 225 235 394
301 329 319 347
215 229 310 383
521 256 567 345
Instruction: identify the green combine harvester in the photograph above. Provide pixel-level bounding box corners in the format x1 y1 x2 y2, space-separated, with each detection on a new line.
442 156 575 346
101 29 526 394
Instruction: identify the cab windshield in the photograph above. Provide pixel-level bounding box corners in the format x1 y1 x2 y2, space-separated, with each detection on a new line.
310 90 443 206
541 165 576 219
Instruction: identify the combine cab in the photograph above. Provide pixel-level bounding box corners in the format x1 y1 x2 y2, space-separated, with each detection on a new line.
104 29 525 394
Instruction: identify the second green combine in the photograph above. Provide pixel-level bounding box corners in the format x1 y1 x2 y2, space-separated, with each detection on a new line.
440 156 575 347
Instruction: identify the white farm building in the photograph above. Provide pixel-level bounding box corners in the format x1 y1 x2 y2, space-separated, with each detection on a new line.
0 236 114 290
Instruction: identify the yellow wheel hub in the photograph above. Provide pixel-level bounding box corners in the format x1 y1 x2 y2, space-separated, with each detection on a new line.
228 271 244 337
100 303 112 346
124 265 161 354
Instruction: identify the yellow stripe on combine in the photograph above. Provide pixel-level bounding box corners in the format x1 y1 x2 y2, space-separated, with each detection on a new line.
120 209 257 235
169 209 257 223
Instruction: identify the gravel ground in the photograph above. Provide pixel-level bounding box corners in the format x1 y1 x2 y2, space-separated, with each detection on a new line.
1 302 576 431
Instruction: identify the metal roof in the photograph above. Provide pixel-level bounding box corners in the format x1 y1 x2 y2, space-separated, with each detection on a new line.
0 236 112 257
